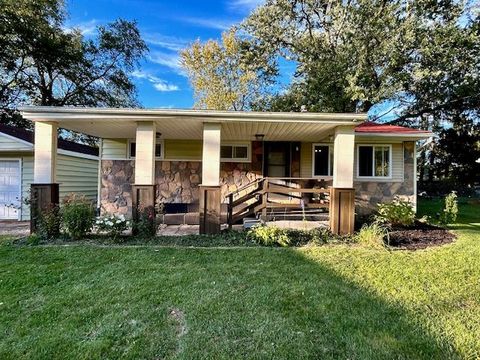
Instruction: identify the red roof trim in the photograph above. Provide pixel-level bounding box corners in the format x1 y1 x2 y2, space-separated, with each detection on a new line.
355 121 431 134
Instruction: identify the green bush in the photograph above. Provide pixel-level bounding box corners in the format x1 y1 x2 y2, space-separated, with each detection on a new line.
61 194 95 239
95 214 130 240
354 222 389 249
132 205 157 238
376 198 415 227
247 225 290 247
441 191 458 225
37 204 61 240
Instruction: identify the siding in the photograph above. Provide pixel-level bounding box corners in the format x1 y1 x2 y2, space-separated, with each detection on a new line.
300 142 313 177
102 139 128 159
19 154 98 220
300 141 405 182
164 139 202 160
0 133 32 151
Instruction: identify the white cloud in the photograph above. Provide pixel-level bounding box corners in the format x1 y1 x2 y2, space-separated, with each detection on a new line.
148 51 186 76
63 19 98 36
131 70 179 92
177 16 235 30
229 0 264 12
144 34 191 52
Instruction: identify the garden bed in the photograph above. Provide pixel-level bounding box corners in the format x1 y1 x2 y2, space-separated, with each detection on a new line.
388 222 456 250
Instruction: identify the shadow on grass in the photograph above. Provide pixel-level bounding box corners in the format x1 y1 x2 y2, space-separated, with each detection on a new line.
175 248 459 359
0 245 461 359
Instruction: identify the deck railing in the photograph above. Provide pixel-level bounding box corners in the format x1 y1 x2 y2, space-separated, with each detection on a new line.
226 177 330 227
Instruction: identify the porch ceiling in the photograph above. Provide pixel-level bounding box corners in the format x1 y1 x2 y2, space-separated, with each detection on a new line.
20 106 367 141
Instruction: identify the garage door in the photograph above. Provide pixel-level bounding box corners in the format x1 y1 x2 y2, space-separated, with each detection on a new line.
0 160 21 220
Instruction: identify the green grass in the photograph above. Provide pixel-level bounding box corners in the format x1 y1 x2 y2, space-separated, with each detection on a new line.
1 199 479 359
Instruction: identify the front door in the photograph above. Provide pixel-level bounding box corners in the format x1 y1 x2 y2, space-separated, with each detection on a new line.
0 160 21 220
264 142 291 177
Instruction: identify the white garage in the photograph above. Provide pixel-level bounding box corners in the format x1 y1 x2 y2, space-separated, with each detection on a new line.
0 124 99 221
0 160 21 219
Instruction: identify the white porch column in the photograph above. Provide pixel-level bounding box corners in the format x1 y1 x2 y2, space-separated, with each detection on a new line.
134 121 156 185
33 121 58 183
332 126 355 188
330 125 356 235
199 122 221 234
201 123 221 185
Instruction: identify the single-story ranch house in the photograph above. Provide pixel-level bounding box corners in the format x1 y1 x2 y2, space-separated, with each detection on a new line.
0 123 98 221
20 106 432 234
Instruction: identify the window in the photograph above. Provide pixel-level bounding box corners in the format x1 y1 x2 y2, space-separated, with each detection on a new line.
220 143 250 162
358 145 391 178
129 140 163 159
312 144 333 177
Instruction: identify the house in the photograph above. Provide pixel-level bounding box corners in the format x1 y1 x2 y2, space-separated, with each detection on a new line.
0 123 99 221
20 107 433 234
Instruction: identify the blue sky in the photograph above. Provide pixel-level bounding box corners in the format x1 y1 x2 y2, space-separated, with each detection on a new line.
66 0 269 109
66 0 395 120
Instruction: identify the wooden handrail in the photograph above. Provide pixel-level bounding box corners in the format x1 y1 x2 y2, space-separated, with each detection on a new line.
227 177 331 228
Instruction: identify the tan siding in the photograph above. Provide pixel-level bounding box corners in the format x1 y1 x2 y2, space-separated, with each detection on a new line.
21 156 34 220
0 133 32 151
300 142 313 177
57 154 98 202
102 138 128 159
164 139 202 160
353 142 404 182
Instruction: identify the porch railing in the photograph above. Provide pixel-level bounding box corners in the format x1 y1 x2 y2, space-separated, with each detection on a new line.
226 177 330 228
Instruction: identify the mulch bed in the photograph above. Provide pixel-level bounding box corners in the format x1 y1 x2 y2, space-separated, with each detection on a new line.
388 222 456 250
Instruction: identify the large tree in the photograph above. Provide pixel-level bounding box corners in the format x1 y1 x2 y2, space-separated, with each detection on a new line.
180 29 275 110
0 0 148 136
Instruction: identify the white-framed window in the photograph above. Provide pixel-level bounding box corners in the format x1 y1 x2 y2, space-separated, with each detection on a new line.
128 139 164 159
312 143 334 177
357 144 392 178
220 142 250 162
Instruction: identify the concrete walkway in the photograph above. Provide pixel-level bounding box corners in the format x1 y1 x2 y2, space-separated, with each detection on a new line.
0 221 30 236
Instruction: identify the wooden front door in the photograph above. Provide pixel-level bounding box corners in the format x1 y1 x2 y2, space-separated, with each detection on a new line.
264 142 291 177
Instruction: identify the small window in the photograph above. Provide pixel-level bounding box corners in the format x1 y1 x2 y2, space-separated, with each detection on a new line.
358 145 391 178
313 144 333 177
220 143 250 162
129 140 163 159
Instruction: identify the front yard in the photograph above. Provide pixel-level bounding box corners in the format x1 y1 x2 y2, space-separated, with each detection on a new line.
0 198 479 359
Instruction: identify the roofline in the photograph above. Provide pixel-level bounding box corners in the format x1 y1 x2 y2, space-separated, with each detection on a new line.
19 106 368 124
355 132 434 139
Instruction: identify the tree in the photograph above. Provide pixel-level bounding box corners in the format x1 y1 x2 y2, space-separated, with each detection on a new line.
0 0 148 141
180 29 275 110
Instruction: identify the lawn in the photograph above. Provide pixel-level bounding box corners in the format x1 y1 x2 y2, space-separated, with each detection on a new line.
0 199 479 359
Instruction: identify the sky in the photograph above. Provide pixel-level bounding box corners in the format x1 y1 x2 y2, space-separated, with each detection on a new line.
66 0 394 119
66 0 270 109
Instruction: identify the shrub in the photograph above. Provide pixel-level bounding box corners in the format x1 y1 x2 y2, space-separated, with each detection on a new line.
441 191 458 225
36 204 61 240
95 214 130 240
354 222 389 249
376 198 415 227
247 225 290 247
61 194 95 239
132 204 157 238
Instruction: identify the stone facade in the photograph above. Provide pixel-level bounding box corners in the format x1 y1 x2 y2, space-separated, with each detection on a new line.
100 160 135 216
354 142 415 215
155 161 201 204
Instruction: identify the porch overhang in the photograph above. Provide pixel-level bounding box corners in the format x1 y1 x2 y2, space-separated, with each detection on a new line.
20 106 367 142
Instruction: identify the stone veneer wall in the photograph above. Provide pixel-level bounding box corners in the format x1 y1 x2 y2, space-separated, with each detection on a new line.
354 141 415 215
100 142 264 216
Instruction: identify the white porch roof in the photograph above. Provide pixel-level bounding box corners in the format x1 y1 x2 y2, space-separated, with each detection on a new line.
20 106 368 142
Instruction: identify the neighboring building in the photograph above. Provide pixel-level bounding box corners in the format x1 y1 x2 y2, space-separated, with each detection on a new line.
0 124 99 220
20 107 433 234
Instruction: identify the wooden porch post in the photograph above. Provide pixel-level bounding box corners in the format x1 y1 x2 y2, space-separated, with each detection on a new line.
31 121 59 234
132 121 157 234
199 123 221 234
330 126 356 235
